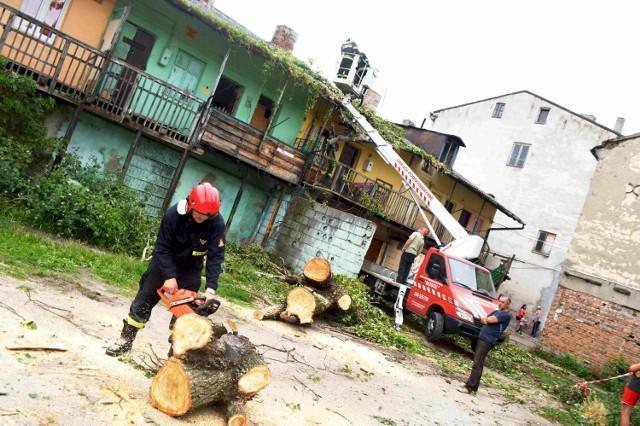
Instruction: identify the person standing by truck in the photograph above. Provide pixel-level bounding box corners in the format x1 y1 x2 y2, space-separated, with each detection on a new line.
393 228 428 330
397 228 428 285
458 295 511 394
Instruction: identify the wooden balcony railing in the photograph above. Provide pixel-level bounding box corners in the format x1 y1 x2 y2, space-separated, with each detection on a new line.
304 152 421 229
0 4 202 145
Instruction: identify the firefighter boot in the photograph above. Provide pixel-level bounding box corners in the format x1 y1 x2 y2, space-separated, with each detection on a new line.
105 320 140 357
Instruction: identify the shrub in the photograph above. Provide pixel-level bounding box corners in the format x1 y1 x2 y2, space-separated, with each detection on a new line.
19 154 158 255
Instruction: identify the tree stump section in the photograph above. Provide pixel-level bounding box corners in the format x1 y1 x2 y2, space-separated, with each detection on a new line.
254 258 352 324
302 257 331 288
150 314 270 425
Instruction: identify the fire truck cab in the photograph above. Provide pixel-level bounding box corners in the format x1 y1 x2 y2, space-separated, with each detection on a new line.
406 247 500 343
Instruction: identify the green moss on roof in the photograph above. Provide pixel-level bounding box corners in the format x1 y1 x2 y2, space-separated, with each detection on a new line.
168 1 447 173
355 104 449 173
169 0 343 103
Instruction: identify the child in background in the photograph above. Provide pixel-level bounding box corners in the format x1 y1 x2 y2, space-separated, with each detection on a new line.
515 315 527 335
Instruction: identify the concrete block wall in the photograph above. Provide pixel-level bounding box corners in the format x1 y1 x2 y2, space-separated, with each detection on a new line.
542 285 640 370
273 198 376 276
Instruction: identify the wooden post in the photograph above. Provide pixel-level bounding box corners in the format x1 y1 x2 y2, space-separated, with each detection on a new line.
261 187 286 248
0 12 15 50
258 78 289 150
52 104 84 168
225 173 248 236
90 1 133 99
48 38 70 94
120 130 142 179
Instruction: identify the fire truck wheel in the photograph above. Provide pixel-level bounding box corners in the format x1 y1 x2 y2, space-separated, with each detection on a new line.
425 311 444 342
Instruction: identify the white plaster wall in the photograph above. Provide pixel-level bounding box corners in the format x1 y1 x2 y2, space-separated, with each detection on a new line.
431 92 618 311
564 135 640 288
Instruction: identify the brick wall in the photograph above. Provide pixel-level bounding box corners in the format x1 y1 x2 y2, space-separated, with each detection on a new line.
542 285 640 370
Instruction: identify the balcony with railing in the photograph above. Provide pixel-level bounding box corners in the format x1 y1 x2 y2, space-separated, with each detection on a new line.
304 151 421 229
0 4 202 146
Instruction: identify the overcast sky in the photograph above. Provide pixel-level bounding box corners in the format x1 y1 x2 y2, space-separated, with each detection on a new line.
213 0 638 136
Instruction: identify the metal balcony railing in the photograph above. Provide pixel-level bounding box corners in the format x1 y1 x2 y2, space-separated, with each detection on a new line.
304 152 421 228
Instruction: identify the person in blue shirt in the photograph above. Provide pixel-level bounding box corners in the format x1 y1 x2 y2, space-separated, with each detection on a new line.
458 295 511 394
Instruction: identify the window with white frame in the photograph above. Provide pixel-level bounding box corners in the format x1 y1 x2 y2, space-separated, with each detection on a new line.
492 102 505 118
533 230 556 256
536 107 550 124
19 0 70 41
507 142 530 167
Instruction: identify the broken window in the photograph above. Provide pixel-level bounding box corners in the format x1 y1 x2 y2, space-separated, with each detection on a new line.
211 76 244 115
18 0 69 41
250 95 275 132
533 230 556 256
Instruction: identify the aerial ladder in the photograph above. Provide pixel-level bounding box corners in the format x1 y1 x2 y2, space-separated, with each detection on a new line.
340 97 485 260
339 96 491 329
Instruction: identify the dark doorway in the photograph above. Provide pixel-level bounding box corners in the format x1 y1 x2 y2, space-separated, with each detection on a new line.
339 144 359 167
365 238 384 263
112 24 155 108
211 76 244 115
250 95 274 132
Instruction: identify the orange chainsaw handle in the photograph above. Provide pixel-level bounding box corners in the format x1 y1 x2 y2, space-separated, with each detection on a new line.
157 288 205 306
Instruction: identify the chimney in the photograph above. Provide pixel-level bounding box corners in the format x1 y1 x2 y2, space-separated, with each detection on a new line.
271 25 298 52
614 117 625 133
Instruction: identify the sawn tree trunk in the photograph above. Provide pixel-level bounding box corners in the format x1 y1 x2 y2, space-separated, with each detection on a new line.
150 314 270 425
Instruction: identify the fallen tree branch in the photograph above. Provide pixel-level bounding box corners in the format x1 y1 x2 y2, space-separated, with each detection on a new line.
0 302 26 321
294 376 322 400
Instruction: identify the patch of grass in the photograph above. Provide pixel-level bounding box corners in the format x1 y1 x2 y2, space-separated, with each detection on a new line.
0 218 146 289
539 406 581 426
374 415 396 425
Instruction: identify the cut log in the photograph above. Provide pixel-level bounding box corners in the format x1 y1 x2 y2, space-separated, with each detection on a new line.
254 303 285 321
172 314 213 357
302 257 332 288
150 315 270 424
311 284 352 312
280 287 316 324
255 283 352 324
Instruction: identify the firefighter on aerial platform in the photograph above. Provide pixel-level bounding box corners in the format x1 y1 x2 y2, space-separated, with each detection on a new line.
337 38 359 78
354 52 370 87
105 182 226 357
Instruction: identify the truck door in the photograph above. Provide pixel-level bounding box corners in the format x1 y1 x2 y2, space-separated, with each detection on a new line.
406 252 447 317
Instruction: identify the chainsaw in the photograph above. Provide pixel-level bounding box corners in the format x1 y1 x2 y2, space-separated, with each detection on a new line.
157 288 220 318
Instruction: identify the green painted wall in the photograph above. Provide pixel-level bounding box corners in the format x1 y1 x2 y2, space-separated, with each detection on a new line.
56 106 133 173
51 103 288 244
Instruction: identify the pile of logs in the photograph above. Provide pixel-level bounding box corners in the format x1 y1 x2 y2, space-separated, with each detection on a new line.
150 314 270 425
254 257 352 324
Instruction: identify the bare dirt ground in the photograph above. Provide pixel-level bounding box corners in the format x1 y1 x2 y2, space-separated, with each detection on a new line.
0 274 561 426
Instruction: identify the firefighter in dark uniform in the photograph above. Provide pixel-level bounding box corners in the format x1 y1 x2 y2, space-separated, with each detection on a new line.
337 38 359 78
354 52 369 86
106 182 226 356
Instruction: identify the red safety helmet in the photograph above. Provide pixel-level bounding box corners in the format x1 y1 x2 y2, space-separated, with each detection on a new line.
185 182 220 217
